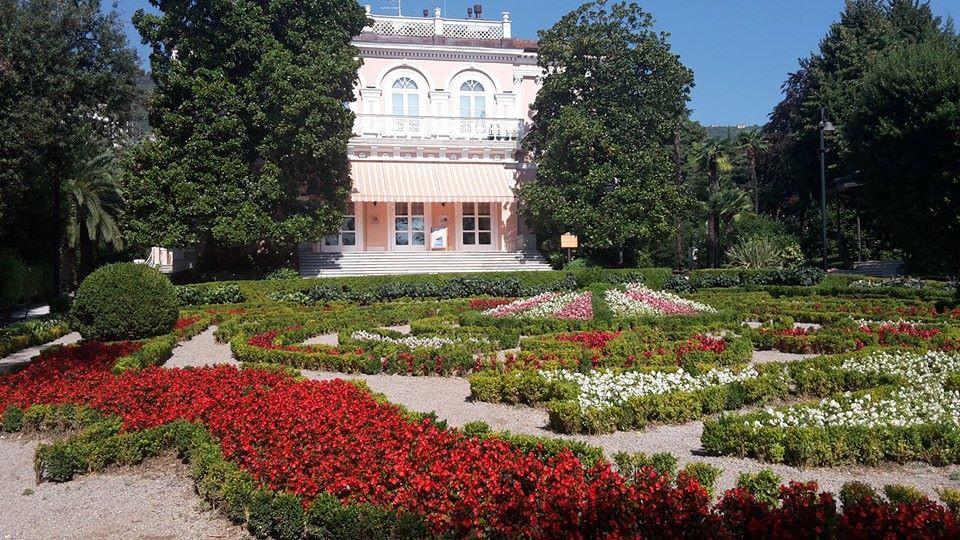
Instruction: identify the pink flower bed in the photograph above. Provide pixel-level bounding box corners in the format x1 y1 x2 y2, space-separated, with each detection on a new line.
484 292 557 317
554 292 593 320
626 290 698 316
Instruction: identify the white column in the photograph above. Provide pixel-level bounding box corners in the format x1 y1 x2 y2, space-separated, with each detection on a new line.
434 7 443 36
502 12 511 39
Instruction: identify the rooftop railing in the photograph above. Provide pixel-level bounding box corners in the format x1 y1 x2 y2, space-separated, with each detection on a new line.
362 6 512 40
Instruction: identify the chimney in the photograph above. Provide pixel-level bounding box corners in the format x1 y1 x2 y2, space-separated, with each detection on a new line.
474 4 483 19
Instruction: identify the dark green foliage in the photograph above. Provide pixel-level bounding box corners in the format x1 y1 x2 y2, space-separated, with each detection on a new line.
125 0 369 263
304 493 429 540
840 481 880 507
177 284 247 306
736 468 783 507
519 1 694 266
613 451 678 479
883 484 927 505
682 462 723 496
70 263 179 340
846 37 960 273
266 268 300 280
0 0 140 272
0 250 50 309
2 405 24 432
247 490 305 540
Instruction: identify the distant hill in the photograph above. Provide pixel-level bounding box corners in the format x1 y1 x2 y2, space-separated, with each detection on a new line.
703 124 761 140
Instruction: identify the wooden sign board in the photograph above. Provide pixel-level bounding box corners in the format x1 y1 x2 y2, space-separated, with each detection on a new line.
560 234 578 249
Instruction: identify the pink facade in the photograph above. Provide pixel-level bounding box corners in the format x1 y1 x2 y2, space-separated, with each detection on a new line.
309 7 542 255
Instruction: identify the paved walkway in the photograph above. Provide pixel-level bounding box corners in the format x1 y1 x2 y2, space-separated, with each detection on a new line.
0 332 81 374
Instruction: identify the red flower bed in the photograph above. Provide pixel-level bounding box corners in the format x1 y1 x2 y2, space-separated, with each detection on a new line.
857 323 942 342
173 316 202 330
468 298 513 310
3 343 959 538
675 334 727 363
557 330 622 349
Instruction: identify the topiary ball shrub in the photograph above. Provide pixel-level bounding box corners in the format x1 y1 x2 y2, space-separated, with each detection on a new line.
71 263 179 341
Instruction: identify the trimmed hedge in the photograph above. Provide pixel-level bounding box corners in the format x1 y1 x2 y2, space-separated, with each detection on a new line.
70 263 179 341
0 318 71 357
186 268 673 304
665 268 827 290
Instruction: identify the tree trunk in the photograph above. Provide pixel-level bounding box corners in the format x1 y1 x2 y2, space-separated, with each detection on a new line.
749 149 759 213
708 166 719 268
673 127 684 270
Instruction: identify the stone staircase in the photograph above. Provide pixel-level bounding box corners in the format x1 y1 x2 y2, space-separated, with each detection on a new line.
298 249 553 277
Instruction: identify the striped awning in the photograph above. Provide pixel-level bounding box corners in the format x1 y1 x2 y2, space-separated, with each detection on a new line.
350 161 516 203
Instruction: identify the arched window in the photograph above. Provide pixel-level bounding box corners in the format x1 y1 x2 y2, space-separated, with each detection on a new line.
392 77 419 117
459 80 486 118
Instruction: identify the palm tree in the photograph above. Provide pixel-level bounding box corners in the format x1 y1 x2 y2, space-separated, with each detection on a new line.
62 150 125 284
736 130 770 213
710 187 753 245
691 139 733 267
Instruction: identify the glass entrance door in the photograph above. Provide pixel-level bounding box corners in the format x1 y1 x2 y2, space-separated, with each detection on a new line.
461 202 494 250
322 203 358 252
394 202 426 250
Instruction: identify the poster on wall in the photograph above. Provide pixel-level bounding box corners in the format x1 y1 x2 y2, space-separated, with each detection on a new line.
431 226 448 249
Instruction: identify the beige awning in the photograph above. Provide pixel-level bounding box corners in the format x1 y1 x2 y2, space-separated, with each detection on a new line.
350 161 516 203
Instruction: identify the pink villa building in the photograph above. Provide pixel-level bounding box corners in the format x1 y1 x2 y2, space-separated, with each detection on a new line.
297 6 552 276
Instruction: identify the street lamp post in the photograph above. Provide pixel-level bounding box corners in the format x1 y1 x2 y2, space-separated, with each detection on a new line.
818 107 835 271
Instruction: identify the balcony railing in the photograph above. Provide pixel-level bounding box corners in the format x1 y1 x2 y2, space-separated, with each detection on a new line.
362 6 512 40
354 114 525 142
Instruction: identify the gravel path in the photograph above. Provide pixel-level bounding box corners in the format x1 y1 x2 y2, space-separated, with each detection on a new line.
302 369 960 498
751 350 820 365
0 435 246 540
0 332 81 374
164 326 238 368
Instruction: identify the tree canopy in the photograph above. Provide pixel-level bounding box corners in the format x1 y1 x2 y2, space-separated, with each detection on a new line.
845 37 960 272
0 0 141 290
123 0 369 267
518 0 694 267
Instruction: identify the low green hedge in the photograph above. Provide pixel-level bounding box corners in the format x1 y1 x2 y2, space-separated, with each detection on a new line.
672 268 827 290
112 334 179 373
185 268 673 304
0 317 71 357
544 373 789 435
702 414 960 467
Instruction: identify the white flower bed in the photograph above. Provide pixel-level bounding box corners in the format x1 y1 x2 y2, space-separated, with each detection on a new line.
754 385 960 429
841 350 960 383
350 330 485 350
543 367 758 410
748 350 960 429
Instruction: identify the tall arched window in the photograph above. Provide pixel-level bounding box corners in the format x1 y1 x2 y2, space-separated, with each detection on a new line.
459 80 486 118
392 77 419 117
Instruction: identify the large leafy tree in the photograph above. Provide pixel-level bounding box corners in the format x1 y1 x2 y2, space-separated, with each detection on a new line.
0 0 140 293
761 0 945 264
846 37 960 273
125 0 368 268
518 1 693 267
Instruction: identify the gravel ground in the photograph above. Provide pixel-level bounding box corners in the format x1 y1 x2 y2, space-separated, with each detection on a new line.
0 332 81 374
164 326 238 368
750 349 820 365
0 435 246 540
302 369 960 498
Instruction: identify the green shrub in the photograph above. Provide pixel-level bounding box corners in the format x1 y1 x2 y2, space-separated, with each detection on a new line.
883 484 927 505
266 268 300 280
203 284 247 304
71 263 179 341
840 481 880 507
2 405 24 432
936 486 960 516
462 420 492 437
113 334 178 373
737 468 783 507
682 462 723 497
0 250 28 309
612 451 678 479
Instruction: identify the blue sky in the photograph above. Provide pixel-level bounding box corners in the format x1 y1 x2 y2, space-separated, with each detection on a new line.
115 0 960 126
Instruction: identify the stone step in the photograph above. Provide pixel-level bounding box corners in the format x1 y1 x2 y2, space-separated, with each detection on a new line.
297 249 552 277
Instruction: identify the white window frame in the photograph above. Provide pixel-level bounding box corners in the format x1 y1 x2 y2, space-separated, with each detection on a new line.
390 201 429 251
457 202 497 251
319 203 363 252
